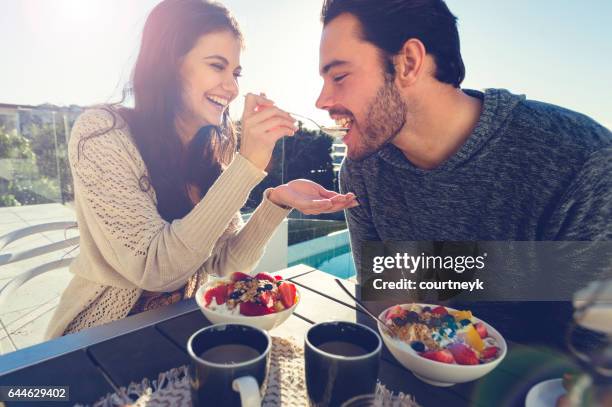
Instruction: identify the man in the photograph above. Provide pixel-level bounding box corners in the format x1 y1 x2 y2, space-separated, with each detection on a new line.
315 0 612 282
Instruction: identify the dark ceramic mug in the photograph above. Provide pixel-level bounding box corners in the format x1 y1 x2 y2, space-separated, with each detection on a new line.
305 321 382 407
187 324 271 407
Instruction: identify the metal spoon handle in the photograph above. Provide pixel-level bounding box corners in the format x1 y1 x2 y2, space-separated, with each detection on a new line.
287 112 323 129
334 278 395 336
288 112 349 137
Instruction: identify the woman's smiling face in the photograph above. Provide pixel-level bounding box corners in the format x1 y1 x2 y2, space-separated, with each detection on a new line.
178 30 242 129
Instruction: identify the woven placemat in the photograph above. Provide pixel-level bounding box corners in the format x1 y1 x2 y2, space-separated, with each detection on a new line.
82 336 419 407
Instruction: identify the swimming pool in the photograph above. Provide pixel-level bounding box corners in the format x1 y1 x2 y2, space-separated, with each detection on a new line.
287 229 356 279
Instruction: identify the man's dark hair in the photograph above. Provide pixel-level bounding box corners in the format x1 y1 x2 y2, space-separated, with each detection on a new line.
321 0 465 87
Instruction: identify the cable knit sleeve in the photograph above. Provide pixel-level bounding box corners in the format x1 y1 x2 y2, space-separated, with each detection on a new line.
69 108 288 292
199 189 290 277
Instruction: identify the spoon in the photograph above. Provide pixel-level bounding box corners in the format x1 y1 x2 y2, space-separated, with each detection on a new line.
289 112 349 138
334 278 398 338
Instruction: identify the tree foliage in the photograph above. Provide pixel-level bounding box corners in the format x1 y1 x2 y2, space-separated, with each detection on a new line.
244 123 336 211
0 109 79 207
0 126 36 160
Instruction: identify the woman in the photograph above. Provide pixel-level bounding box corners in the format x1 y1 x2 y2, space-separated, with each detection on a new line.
46 0 356 338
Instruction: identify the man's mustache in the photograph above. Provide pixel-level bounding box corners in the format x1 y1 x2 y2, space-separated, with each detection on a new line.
328 107 354 118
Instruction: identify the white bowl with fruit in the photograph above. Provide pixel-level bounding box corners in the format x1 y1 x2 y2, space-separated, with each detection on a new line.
195 272 300 331
377 304 507 387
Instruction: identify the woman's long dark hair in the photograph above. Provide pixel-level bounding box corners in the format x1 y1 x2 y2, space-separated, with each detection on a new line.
80 0 242 222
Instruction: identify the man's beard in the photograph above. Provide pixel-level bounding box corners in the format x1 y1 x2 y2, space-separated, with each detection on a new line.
349 76 407 161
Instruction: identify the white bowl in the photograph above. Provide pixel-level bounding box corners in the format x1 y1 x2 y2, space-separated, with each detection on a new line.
377 303 507 387
195 280 300 331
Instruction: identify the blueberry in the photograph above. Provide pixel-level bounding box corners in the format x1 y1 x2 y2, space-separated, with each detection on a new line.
422 306 431 312
393 317 408 326
443 314 455 324
406 311 419 323
430 318 441 327
264 284 274 291
460 319 471 326
229 291 241 300
410 341 425 352
256 287 265 292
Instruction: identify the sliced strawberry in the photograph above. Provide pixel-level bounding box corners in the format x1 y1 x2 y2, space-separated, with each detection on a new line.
255 272 276 282
260 291 274 308
421 349 455 364
385 305 407 320
231 272 251 282
274 275 283 281
448 343 479 365
278 282 297 308
226 283 235 297
474 322 488 339
240 301 273 316
204 285 227 306
480 346 499 360
431 306 448 316
204 289 214 306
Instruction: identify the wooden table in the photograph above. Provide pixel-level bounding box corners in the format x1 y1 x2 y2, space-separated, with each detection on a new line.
0 264 588 406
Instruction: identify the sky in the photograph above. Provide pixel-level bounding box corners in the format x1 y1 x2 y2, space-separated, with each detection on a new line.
0 0 610 129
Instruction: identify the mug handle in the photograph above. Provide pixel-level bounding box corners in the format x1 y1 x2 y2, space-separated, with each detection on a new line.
232 376 261 407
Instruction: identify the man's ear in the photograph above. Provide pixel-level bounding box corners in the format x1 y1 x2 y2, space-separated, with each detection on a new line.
393 38 426 88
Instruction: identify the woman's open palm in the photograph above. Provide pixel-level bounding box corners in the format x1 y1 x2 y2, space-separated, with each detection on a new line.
270 179 358 215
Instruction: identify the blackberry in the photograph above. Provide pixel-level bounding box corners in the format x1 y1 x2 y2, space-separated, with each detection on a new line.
406 311 419 323
410 341 425 352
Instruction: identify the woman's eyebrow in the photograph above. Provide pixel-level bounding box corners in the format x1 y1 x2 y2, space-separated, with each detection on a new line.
203 55 241 71
203 55 229 64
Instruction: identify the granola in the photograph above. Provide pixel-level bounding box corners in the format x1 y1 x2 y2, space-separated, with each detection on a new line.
384 304 501 365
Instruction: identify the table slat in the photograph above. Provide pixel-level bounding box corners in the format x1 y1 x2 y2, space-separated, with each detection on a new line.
290 269 360 309
87 326 189 387
0 349 114 406
272 264 316 280
155 307 211 351
294 283 358 323
290 269 400 320
269 314 312 339
377 358 471 407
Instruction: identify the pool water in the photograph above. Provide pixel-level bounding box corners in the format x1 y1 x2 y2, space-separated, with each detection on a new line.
288 244 356 279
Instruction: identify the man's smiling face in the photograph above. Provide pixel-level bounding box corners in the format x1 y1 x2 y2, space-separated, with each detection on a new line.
316 13 407 161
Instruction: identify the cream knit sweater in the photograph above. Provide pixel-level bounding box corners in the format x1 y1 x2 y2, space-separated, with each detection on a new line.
45 108 290 339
